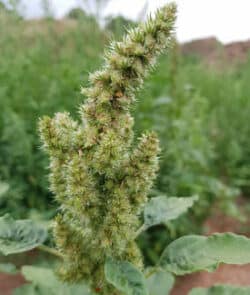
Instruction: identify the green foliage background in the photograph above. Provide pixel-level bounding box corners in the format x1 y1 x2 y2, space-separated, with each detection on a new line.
0 7 250 239
0 11 105 216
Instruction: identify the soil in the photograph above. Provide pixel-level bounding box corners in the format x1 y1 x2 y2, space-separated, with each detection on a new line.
0 274 26 295
0 250 38 295
171 264 250 295
181 37 250 66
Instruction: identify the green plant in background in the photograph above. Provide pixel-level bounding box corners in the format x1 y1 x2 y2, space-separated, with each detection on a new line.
156 86 240 223
0 1 7 10
105 15 136 38
81 0 111 22
0 181 9 208
0 9 106 217
136 47 250 263
182 60 250 195
0 0 22 19
41 0 54 19
67 7 86 19
38 3 176 293
134 43 242 242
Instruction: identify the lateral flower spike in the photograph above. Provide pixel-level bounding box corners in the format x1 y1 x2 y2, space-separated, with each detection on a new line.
39 3 177 294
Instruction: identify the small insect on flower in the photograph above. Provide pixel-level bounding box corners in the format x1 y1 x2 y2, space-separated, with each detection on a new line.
115 91 123 98
95 287 102 293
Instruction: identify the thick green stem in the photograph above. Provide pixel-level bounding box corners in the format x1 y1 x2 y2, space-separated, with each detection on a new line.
135 224 147 238
38 245 63 259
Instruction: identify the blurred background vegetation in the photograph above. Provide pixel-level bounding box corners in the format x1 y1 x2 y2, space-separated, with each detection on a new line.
0 0 250 263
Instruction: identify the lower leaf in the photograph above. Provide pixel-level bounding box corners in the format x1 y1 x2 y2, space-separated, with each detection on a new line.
160 233 250 275
0 215 47 255
18 266 92 295
105 257 148 295
14 284 51 295
146 268 174 295
0 263 18 274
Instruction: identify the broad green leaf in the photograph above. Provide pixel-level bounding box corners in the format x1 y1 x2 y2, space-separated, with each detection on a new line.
189 285 250 295
105 258 148 295
0 263 18 274
22 266 58 288
144 196 198 228
14 284 51 295
0 214 47 255
146 268 174 295
21 266 92 295
160 233 250 275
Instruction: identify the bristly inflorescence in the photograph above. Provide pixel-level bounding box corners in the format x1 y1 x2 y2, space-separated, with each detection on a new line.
39 3 176 294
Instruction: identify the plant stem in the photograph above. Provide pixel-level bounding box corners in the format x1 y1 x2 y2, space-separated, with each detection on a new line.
135 224 147 238
38 245 64 259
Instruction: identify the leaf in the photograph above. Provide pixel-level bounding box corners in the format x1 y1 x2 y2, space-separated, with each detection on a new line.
14 284 51 295
146 269 174 295
0 214 47 255
144 196 198 229
0 182 9 197
105 257 148 295
20 266 92 295
153 96 172 106
160 233 250 275
189 285 250 295
22 266 58 288
0 263 18 274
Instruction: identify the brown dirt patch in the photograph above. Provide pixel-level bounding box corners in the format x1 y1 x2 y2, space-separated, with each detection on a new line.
0 273 26 295
0 250 39 295
181 37 250 66
171 264 250 295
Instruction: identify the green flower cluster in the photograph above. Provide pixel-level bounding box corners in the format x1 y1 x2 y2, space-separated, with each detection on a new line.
39 3 176 294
